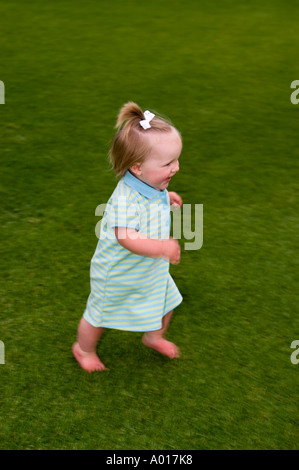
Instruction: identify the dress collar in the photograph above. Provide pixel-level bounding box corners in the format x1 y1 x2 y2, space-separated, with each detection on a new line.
123 170 167 199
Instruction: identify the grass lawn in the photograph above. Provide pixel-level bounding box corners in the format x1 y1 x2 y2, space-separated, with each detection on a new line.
0 0 298 450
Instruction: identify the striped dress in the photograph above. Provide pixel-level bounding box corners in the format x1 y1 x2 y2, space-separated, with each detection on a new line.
83 170 182 332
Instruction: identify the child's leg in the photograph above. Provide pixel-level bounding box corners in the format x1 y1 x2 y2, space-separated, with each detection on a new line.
142 310 180 359
72 317 106 372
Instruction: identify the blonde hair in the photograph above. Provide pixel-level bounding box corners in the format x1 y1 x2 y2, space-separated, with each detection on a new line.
109 102 178 178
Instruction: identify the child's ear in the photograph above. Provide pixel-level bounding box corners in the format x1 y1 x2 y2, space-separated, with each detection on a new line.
130 163 142 176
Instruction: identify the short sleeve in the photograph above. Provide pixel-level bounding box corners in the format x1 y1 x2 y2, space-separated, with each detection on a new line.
106 195 140 231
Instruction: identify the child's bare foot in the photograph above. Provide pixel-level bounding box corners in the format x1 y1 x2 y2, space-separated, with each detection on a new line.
142 334 180 359
72 342 106 372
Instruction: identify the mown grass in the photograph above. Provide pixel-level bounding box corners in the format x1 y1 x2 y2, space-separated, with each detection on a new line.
0 0 298 450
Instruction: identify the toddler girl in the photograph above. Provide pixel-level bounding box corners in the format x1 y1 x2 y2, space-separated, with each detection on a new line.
73 102 183 372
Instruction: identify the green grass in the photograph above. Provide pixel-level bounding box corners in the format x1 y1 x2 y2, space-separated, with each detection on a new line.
1 0 298 450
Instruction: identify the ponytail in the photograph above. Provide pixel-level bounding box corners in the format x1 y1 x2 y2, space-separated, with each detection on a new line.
116 102 144 128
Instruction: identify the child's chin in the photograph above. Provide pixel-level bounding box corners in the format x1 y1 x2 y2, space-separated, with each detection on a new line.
156 179 170 191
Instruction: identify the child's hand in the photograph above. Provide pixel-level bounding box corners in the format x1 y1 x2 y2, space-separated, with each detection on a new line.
168 191 183 209
162 237 181 264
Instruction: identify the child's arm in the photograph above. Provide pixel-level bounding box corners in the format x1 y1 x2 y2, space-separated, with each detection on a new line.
168 191 183 209
115 227 180 264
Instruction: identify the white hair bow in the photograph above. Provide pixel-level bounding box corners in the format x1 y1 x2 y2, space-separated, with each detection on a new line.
140 110 155 130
